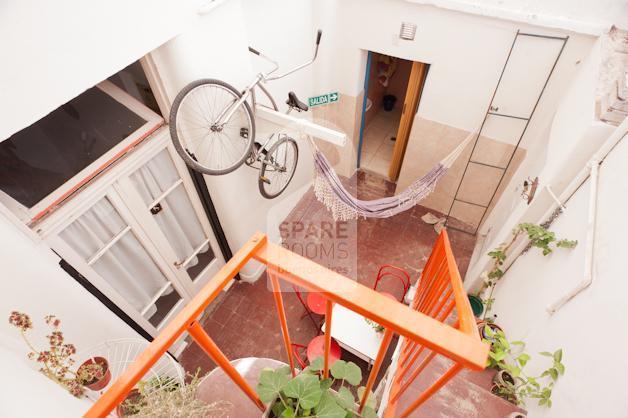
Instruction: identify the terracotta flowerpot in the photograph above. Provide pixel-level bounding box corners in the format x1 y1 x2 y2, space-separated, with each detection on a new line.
116 388 142 418
78 356 111 391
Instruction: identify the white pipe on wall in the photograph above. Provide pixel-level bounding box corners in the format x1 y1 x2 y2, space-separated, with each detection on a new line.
546 160 599 314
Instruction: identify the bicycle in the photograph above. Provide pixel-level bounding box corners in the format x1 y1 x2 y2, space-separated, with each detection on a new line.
169 30 323 199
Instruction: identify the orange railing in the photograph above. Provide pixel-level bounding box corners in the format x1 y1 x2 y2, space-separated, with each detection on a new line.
85 230 488 418
384 230 483 417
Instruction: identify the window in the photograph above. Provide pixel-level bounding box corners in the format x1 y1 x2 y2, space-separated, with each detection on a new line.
0 78 163 223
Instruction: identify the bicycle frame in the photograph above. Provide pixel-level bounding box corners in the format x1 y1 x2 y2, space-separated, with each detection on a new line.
214 30 322 128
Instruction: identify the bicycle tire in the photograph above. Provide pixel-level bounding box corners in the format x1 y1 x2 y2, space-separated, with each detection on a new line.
259 137 299 199
169 78 255 175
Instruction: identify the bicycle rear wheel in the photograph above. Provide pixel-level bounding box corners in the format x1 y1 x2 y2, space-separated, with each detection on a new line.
259 137 299 199
169 79 255 175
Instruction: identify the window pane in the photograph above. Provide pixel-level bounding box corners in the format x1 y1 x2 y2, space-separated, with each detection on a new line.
146 286 182 328
130 151 215 279
59 198 127 261
0 87 146 208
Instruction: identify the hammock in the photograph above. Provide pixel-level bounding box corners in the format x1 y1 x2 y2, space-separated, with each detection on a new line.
310 130 477 221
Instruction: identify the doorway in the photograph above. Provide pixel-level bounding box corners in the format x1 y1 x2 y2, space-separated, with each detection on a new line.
358 52 428 181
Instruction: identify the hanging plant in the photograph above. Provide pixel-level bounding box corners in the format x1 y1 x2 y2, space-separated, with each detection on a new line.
476 223 577 319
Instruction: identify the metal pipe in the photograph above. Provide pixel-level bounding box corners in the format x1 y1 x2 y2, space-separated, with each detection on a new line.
546 160 599 314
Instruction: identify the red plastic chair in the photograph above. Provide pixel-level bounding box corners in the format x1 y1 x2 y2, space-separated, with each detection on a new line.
293 285 326 330
291 335 342 369
373 264 411 302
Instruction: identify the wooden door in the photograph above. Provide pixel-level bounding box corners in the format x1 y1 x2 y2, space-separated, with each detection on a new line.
388 62 427 181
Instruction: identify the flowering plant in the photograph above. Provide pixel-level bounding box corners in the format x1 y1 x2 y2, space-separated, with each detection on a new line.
8 311 85 397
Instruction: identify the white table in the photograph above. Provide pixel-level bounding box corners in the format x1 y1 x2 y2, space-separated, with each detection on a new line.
323 304 385 366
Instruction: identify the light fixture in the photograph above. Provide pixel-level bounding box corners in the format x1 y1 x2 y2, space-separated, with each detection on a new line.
399 22 417 41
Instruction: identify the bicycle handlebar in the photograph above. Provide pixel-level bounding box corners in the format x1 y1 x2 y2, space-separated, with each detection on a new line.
248 29 323 82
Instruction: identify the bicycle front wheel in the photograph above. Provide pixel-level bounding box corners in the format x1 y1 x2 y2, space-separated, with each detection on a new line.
259 137 299 199
169 79 255 175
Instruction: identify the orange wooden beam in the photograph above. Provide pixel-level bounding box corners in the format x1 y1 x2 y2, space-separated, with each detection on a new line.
269 271 296 377
188 322 265 411
253 240 488 370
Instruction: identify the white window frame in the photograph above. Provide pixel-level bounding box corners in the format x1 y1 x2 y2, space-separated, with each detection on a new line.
0 80 163 225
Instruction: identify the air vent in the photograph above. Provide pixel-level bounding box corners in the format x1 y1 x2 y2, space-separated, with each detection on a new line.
399 22 417 40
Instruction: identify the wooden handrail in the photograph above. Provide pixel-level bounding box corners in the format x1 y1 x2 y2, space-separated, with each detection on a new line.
84 231 487 417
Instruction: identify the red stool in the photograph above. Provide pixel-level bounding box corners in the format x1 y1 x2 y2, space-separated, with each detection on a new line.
373 265 411 303
293 286 326 329
292 335 342 369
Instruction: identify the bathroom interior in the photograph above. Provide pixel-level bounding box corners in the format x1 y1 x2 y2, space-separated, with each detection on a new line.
359 51 422 180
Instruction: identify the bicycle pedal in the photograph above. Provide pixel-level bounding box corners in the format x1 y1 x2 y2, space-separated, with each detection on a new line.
260 176 271 184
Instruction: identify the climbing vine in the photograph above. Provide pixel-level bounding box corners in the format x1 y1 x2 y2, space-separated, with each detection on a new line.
478 223 577 319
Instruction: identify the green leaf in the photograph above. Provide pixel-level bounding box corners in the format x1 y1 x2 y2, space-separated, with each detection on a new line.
556 362 565 375
281 407 296 418
553 349 563 362
272 400 286 417
362 406 379 418
549 368 559 381
257 369 290 403
539 351 553 357
357 386 376 410
283 373 323 410
517 353 530 367
330 360 362 386
309 357 324 372
320 378 334 390
511 340 525 347
336 386 355 409
314 391 346 418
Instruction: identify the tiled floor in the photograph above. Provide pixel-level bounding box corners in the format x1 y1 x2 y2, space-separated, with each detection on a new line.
177 170 520 416
360 108 401 177
180 170 475 368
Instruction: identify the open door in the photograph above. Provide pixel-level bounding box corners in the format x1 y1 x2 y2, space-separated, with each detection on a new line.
388 62 427 181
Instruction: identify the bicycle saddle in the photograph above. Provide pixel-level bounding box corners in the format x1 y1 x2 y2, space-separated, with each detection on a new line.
286 91 309 112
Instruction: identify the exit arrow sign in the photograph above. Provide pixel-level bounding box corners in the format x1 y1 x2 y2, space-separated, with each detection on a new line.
308 92 340 107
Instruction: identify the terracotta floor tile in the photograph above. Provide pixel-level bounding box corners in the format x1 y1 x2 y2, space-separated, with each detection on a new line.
179 170 505 416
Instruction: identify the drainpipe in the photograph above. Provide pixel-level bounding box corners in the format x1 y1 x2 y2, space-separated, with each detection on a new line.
546 160 599 314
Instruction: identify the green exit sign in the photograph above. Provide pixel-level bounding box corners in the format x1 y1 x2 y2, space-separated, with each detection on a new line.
308 92 339 107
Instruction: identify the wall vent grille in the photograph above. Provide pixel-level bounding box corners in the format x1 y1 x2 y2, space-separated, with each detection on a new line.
399 22 417 40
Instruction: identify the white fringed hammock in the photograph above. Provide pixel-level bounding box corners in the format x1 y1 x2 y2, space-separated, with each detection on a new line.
310 130 476 221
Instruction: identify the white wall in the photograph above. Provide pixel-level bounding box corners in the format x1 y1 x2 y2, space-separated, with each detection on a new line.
405 0 628 34
150 0 316 280
0 0 198 141
486 131 628 417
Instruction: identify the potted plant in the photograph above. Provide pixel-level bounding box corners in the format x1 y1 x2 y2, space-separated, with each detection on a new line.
116 371 229 418
257 357 379 418
8 311 107 398
77 356 111 391
482 325 565 408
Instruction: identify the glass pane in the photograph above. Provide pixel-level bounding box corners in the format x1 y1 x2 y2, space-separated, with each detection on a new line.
0 87 146 208
90 231 170 312
59 198 127 261
161 184 215 276
108 61 162 115
129 149 180 206
146 286 182 328
130 151 215 279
